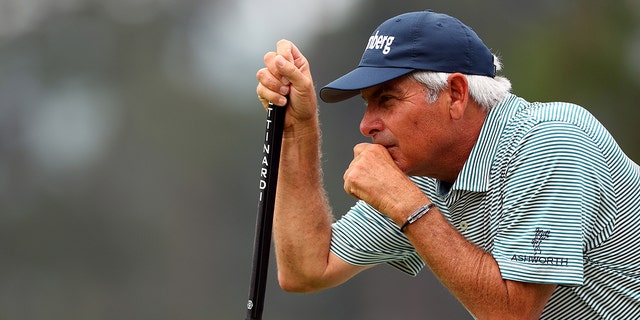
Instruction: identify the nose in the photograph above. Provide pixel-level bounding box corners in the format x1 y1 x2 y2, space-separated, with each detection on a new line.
359 106 382 137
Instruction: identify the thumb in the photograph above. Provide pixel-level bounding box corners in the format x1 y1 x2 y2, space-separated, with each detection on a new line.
276 39 295 63
276 40 310 77
274 55 310 93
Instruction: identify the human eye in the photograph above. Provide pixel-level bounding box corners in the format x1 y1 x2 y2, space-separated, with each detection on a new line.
378 94 396 107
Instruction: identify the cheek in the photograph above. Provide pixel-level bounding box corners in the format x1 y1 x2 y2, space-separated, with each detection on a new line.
391 111 433 168
401 123 436 161
394 135 422 166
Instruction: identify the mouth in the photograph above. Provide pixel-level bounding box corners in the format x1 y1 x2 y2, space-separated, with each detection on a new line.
371 136 398 156
372 138 396 151
379 142 396 150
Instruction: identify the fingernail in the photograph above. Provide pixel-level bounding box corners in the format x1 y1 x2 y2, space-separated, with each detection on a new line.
281 77 290 85
280 86 289 95
278 97 287 106
276 55 286 67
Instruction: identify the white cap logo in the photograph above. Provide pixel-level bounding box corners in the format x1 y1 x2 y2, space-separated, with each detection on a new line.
366 30 395 55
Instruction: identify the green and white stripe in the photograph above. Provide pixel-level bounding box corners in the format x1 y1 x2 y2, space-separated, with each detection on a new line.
330 94 640 319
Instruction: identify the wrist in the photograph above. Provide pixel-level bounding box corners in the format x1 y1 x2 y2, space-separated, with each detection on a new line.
400 203 436 232
283 117 320 140
388 187 432 226
280 117 322 175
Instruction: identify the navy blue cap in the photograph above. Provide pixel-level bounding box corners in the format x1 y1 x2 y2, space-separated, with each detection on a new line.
319 10 496 103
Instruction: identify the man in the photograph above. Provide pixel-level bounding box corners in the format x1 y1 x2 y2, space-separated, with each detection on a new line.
255 10 640 319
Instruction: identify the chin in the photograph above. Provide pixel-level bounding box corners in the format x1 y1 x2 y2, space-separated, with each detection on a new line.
402 164 428 177
395 162 411 175
403 169 416 176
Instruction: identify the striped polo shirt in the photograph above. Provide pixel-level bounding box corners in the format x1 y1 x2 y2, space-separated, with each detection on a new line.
330 94 640 319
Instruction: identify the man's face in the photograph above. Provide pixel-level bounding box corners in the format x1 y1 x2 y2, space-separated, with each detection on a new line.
360 76 450 177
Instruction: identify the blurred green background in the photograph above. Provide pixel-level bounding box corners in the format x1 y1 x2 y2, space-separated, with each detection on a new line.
0 0 638 319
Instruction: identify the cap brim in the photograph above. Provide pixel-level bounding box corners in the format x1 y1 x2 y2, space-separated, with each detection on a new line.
319 67 414 103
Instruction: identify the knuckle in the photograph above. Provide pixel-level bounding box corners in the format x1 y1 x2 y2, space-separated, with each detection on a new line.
263 51 275 62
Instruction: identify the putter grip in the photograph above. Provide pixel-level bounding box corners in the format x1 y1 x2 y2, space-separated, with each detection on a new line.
246 102 286 320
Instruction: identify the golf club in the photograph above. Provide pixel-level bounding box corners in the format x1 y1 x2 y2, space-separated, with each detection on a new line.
245 102 286 320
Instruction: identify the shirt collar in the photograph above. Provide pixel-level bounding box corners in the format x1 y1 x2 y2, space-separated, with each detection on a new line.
448 94 526 193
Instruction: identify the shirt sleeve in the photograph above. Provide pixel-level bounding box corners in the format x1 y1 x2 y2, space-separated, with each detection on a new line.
492 121 604 286
330 199 425 276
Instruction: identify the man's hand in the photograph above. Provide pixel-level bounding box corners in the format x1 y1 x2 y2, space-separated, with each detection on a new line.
343 143 430 225
256 39 318 131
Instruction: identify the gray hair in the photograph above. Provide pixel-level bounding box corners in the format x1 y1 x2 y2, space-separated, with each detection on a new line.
409 54 512 111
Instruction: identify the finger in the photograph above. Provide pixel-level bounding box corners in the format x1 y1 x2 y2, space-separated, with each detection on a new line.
289 42 310 72
262 52 291 89
353 143 385 161
256 81 287 107
257 40 315 111
256 87 269 111
352 143 369 158
277 40 309 73
343 164 359 198
273 40 312 86
276 39 295 63
256 67 289 107
263 52 286 83
274 43 310 80
273 55 313 98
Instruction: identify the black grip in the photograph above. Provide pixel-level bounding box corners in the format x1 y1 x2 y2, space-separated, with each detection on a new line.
245 103 286 320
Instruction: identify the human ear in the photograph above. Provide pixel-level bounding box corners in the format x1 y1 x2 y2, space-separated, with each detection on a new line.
447 73 469 120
